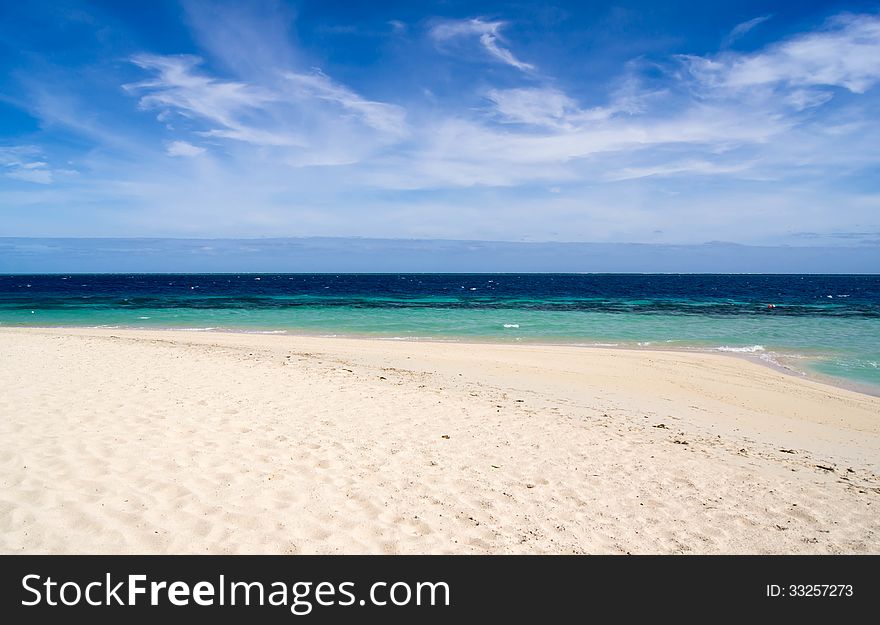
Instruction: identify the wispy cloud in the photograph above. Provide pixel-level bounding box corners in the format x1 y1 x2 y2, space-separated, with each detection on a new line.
724 14 772 46
604 159 758 181
166 140 205 157
3 4 879 246
127 53 407 161
181 0 298 80
111 10 880 233
684 13 880 94
485 87 613 129
0 146 65 184
430 18 534 71
283 71 407 136
126 54 301 146
411 13 880 187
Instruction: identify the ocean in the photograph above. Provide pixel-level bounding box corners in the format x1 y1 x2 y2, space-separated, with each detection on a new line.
1 273 878 392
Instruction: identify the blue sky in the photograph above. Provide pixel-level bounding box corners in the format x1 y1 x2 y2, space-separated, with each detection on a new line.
1 0 879 247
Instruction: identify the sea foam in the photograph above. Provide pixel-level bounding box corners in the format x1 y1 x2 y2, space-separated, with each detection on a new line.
716 345 765 353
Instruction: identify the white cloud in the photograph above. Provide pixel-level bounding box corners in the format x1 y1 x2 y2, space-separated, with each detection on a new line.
127 53 407 164
784 88 834 111
0 146 56 184
109 11 880 197
684 14 880 94
397 13 880 189
166 140 205 157
604 159 758 181
487 88 593 129
6 168 54 184
200 127 304 147
127 54 295 146
10 7 879 246
369 102 786 189
485 86 629 130
430 18 534 71
284 71 407 136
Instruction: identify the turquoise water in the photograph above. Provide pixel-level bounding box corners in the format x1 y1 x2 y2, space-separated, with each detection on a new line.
1 274 878 392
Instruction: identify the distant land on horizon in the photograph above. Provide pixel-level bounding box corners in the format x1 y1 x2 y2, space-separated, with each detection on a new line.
0 237 877 274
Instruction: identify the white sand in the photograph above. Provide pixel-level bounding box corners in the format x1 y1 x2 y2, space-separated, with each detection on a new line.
1 327 878 554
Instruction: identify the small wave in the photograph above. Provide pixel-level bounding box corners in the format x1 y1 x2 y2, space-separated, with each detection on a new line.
503 323 519 328
173 327 218 332
637 341 652 346
376 336 442 341
757 352 805 374
716 345 765 353
758 352 780 364
138 316 150 320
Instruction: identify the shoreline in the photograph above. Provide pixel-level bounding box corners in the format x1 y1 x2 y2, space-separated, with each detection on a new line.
3 322 878 398
2 326 878 554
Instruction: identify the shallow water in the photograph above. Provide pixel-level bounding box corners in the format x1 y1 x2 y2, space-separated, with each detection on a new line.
1 273 878 390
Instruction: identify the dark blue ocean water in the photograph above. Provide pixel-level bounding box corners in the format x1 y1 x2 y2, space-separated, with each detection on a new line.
1 274 878 389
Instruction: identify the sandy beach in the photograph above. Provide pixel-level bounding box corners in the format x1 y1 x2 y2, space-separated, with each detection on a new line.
1 327 878 554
